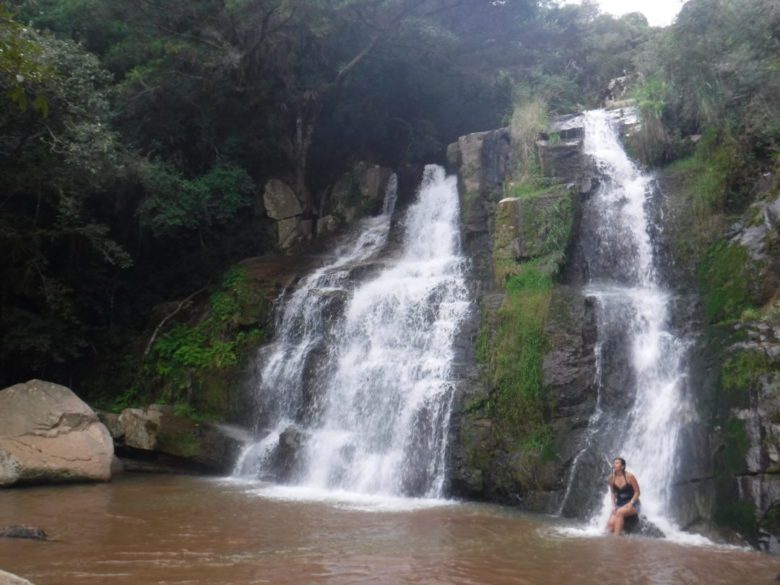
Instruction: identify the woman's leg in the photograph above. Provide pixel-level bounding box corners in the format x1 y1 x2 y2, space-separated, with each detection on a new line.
613 505 638 535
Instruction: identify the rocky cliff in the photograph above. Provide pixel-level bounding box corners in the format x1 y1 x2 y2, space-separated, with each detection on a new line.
659 165 780 551
445 114 617 510
444 106 780 552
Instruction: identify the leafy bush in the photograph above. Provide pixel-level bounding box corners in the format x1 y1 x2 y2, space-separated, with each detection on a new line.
138 162 255 239
144 267 268 414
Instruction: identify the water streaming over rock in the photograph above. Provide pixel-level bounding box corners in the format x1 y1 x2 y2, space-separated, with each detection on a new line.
235 166 470 499
559 110 695 537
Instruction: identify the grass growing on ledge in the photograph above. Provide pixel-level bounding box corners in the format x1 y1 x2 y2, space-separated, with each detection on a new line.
488 262 554 458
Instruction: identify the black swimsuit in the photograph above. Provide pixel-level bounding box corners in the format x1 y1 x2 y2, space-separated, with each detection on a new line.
613 476 634 507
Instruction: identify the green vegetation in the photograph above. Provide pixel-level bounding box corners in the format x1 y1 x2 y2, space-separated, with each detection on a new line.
94 267 270 418
0 5 50 112
473 260 556 482
720 417 750 475
698 242 754 323
713 498 758 539
146 268 269 415
492 266 552 429
0 0 777 429
509 98 548 184
722 351 771 397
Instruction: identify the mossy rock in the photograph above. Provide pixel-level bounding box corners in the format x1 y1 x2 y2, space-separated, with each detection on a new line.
714 417 751 476
714 497 759 540
699 242 754 323
722 351 771 400
761 500 780 538
493 188 573 286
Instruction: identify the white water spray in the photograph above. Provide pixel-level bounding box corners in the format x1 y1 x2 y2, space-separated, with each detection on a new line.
578 110 697 541
235 166 469 501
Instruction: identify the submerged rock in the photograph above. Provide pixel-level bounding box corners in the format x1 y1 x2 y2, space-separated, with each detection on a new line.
0 380 113 487
0 525 48 540
623 514 665 538
271 425 309 482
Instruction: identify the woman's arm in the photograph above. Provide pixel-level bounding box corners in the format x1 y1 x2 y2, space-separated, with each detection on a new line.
608 477 616 509
628 473 640 506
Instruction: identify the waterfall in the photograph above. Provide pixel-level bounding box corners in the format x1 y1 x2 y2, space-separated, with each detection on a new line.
561 110 695 537
235 166 470 500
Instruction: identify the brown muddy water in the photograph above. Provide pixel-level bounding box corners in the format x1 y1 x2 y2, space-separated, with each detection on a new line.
0 475 777 585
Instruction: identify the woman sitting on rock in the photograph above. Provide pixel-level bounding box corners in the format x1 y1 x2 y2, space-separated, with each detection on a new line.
605 457 641 535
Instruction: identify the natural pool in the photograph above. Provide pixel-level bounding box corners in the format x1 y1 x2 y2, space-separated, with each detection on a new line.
0 475 777 585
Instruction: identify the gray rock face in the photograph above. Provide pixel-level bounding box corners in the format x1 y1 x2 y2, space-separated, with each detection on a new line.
448 128 513 290
545 288 599 517
329 162 392 224
732 192 780 306
447 122 601 512
97 411 123 439
537 141 583 184
116 405 250 474
603 73 643 108
316 214 339 238
263 179 303 220
277 216 303 251
0 380 113 487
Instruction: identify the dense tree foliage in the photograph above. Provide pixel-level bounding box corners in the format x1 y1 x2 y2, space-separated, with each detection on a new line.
632 0 779 186
0 0 777 396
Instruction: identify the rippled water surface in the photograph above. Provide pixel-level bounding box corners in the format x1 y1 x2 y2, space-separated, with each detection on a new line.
0 475 777 584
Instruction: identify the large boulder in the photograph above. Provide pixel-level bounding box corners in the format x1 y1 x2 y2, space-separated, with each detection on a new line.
117 405 250 474
0 380 113 487
263 179 303 220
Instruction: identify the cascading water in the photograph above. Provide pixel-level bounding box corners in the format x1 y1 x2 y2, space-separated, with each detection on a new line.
235 166 469 500
559 109 696 538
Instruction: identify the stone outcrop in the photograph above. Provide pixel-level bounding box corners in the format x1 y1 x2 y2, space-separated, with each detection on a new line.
494 187 574 263
265 163 393 251
703 190 780 551
270 425 309 482
445 119 595 510
325 161 393 227
658 164 780 550
113 405 251 474
445 128 513 292
263 179 304 220
262 179 310 252
0 380 113 487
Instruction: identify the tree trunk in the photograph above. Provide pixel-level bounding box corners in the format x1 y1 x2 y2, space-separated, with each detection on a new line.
292 93 323 240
